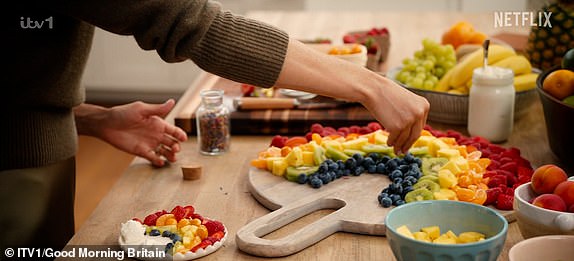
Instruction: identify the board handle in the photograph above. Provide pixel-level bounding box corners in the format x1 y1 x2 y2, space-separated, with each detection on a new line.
236 197 346 257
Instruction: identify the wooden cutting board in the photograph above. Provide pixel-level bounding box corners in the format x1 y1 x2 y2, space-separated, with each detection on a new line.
236 167 515 257
173 74 375 135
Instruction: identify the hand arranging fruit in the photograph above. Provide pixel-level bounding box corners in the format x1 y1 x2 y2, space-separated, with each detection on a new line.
251 122 533 210
529 164 574 213
120 205 226 257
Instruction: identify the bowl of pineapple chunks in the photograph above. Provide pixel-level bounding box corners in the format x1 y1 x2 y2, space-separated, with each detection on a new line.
385 200 508 261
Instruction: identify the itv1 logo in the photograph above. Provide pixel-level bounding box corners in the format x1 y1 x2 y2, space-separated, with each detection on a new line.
20 16 54 29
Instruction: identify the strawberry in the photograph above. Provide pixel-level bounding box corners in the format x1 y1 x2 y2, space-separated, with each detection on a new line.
191 213 204 221
305 132 313 142
191 239 213 253
132 218 143 224
485 187 503 206
183 205 195 218
203 220 225 234
211 231 225 240
171 205 186 221
143 213 159 226
496 194 514 210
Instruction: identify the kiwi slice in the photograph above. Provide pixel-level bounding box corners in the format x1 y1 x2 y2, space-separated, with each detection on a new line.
412 179 440 193
405 188 434 203
418 174 439 184
285 166 319 182
421 157 449 176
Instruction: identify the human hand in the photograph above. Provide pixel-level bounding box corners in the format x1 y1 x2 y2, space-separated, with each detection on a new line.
75 100 188 167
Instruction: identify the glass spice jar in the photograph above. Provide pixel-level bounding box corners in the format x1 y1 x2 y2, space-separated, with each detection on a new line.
196 90 230 155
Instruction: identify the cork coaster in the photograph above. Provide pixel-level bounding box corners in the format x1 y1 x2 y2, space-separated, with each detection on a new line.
181 164 202 180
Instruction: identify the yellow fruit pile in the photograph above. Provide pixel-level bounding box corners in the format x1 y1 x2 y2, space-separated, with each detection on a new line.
397 225 486 244
437 45 539 94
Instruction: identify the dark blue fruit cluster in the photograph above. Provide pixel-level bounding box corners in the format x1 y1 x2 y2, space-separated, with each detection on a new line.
146 228 182 253
299 152 422 208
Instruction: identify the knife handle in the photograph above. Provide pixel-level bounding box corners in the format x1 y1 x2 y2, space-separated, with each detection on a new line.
235 97 296 110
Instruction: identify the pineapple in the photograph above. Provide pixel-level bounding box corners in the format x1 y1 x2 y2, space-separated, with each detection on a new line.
525 0 574 71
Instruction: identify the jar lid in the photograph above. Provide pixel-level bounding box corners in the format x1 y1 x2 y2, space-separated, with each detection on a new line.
472 66 514 86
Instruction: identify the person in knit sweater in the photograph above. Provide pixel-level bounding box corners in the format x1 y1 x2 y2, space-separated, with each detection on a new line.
1 0 429 250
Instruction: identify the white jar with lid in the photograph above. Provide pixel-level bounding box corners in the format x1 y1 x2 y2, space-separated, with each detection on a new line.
467 66 515 143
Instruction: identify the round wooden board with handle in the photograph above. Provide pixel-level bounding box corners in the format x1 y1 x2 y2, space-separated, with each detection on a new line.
236 167 514 257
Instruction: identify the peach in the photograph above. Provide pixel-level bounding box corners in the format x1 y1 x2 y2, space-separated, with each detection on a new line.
532 194 567 212
554 181 574 207
531 164 568 195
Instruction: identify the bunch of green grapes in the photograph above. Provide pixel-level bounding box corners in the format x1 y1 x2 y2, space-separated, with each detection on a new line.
396 38 456 90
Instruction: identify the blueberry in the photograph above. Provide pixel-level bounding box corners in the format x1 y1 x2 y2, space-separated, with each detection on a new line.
165 242 174 253
403 153 415 163
386 159 398 171
394 199 406 206
362 157 375 168
389 183 403 195
380 196 393 208
297 174 308 184
390 194 402 203
310 178 323 188
389 170 403 180
336 169 344 178
352 153 364 166
337 160 345 170
354 166 365 176
328 162 339 171
401 180 413 187
328 171 337 181
367 153 381 163
378 192 389 202
162 230 172 238
381 156 391 164
345 157 357 170
404 175 417 184
324 159 335 166
399 164 410 173
149 229 161 236
319 173 331 184
403 186 414 196
375 163 386 174
172 234 182 243
415 157 423 167
343 169 351 176
393 177 403 184
367 165 377 173
318 163 328 173
381 187 390 194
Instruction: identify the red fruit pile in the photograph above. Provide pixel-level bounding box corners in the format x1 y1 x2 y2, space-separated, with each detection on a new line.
425 126 534 210
343 27 389 55
270 122 383 148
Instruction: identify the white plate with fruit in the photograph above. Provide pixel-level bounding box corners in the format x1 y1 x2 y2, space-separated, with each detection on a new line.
119 205 227 261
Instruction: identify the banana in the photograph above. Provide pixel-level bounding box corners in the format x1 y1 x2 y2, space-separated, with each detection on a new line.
449 44 516 87
513 73 539 92
435 66 455 92
491 55 532 76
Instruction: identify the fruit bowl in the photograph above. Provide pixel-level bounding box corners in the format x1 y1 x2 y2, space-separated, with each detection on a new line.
508 235 574 261
387 67 539 125
307 43 368 67
513 181 574 239
536 65 574 167
385 200 508 261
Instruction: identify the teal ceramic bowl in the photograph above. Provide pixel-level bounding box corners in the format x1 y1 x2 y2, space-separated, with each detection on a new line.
385 201 508 261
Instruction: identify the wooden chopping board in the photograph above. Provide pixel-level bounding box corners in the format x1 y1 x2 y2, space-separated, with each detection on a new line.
236 167 515 257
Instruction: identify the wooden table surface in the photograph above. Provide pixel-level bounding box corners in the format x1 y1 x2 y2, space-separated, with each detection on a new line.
66 11 572 260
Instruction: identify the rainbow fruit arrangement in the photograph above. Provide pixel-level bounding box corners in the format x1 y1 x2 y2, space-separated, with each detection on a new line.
395 21 539 95
251 123 534 210
131 205 226 254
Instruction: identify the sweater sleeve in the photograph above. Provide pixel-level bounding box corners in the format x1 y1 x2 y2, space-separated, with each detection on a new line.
49 0 289 87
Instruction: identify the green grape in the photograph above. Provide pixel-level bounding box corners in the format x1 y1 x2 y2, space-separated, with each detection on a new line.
423 80 435 90
415 66 426 73
397 71 410 83
435 67 445 78
422 60 434 70
414 50 424 59
416 72 426 79
410 78 424 89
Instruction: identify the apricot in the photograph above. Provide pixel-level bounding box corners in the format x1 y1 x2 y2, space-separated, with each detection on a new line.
542 69 574 100
532 194 567 212
531 164 568 195
554 181 574 207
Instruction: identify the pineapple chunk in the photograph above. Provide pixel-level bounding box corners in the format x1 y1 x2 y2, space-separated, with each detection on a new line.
458 232 486 244
396 225 415 239
428 139 450 157
438 169 458 189
272 159 288 176
440 160 462 175
302 151 315 166
413 231 431 242
285 147 304 167
433 188 458 200
452 156 469 171
433 234 457 244
421 226 441 240
412 135 435 148
437 148 460 159
341 137 369 150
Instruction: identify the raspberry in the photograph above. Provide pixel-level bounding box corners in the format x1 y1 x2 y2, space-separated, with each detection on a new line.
500 162 518 173
203 220 225 234
487 175 507 188
171 206 186 221
349 125 361 134
310 123 323 134
485 187 503 206
270 135 287 148
337 127 350 136
367 122 382 131
496 194 514 210
358 126 372 135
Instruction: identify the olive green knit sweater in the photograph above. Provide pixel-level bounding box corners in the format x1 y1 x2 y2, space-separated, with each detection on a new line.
2 0 288 170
